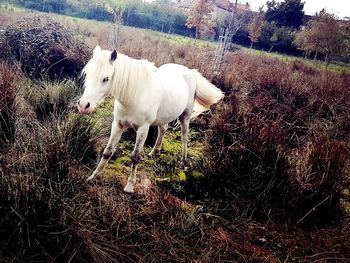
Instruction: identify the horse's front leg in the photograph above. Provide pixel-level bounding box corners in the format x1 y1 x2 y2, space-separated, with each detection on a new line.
87 119 123 181
124 124 150 193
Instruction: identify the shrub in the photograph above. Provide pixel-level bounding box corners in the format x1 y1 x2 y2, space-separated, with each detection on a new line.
3 16 89 80
203 54 350 224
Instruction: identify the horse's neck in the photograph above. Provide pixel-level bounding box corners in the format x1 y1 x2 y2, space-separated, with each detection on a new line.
110 54 156 108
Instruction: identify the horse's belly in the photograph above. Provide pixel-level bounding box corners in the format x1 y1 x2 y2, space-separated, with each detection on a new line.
154 77 189 124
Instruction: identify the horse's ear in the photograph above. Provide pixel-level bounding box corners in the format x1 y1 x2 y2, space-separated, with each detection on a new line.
110 50 117 62
93 45 102 56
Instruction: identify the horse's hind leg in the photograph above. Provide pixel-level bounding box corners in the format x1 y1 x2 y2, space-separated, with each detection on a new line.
149 124 168 157
124 123 150 193
87 120 123 181
179 112 191 161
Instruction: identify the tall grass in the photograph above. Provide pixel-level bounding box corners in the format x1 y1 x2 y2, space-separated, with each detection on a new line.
0 62 19 147
0 74 224 261
25 79 79 120
203 54 350 225
0 68 99 261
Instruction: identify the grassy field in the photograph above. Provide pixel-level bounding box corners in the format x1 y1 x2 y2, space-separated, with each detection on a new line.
0 4 350 262
242 46 350 73
1 2 349 74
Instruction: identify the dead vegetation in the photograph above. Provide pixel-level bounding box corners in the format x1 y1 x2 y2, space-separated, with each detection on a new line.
0 14 349 262
0 62 19 147
2 16 89 80
203 54 350 225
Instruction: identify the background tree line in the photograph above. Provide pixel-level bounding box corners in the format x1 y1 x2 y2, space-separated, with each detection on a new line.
7 0 350 62
10 0 194 36
243 0 350 62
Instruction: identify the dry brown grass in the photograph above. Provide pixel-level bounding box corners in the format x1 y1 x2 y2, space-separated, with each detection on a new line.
0 62 21 147
203 53 350 225
0 11 349 263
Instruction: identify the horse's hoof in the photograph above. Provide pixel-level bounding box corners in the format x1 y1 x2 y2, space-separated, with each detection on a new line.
148 150 160 158
123 182 134 193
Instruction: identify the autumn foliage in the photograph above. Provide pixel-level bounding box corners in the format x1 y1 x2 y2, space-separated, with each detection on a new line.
186 0 214 40
295 10 346 61
248 10 265 48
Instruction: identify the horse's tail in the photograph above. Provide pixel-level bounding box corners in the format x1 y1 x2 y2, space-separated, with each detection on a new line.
191 69 224 119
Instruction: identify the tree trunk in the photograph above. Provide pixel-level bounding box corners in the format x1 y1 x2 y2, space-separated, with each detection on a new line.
250 41 253 49
324 53 330 71
168 20 174 35
111 11 123 49
126 9 129 25
324 53 329 63
314 51 318 60
194 27 199 46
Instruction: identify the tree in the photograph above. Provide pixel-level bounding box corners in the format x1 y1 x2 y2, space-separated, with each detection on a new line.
212 0 247 72
100 0 128 48
294 10 343 61
340 18 350 60
17 0 68 13
266 0 304 29
186 0 214 42
216 0 248 40
248 8 265 48
269 30 278 51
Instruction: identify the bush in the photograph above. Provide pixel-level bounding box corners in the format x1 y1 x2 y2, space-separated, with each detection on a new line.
203 54 350 225
3 16 89 80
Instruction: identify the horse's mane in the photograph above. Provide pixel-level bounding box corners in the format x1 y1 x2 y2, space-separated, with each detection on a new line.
110 53 157 108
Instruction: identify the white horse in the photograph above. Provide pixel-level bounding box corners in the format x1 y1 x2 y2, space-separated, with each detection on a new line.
77 45 223 193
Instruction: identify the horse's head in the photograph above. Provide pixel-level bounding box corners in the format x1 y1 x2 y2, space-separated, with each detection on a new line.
77 45 117 114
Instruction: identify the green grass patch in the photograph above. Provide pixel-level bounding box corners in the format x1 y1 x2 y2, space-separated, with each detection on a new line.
240 46 350 73
153 30 216 48
98 126 205 192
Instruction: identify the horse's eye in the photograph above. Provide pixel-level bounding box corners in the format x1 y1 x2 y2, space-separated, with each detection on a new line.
102 77 109 83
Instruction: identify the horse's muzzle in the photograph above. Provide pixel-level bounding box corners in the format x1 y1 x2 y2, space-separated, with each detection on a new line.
77 99 92 114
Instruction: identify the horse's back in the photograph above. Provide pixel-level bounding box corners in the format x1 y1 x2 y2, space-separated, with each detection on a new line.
157 63 195 90
158 63 190 72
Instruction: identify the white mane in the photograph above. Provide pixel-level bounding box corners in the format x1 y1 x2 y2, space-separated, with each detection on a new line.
110 53 157 108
